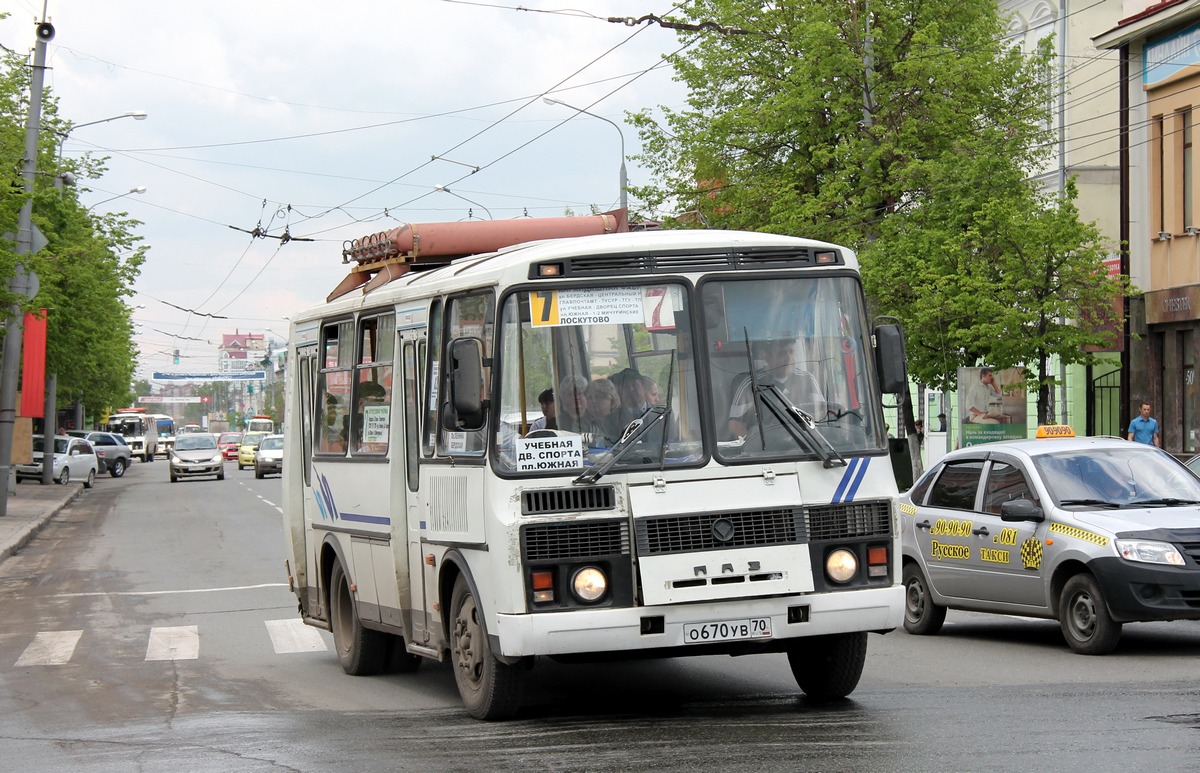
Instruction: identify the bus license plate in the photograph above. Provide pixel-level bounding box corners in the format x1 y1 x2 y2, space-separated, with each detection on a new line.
683 618 772 644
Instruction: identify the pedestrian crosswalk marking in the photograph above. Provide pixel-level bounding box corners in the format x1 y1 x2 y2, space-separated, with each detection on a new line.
266 618 328 653
14 630 83 666
145 625 200 661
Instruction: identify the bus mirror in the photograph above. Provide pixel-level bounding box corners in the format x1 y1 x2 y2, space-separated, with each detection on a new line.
874 324 907 394
449 337 486 430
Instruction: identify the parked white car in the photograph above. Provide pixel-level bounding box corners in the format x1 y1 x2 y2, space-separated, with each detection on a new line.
17 434 98 488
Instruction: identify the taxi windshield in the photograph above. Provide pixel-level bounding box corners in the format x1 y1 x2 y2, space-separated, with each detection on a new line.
1034 446 1200 508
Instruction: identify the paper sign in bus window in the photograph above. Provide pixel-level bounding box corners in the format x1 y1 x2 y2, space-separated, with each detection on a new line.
516 436 584 471
362 406 390 443
529 287 645 327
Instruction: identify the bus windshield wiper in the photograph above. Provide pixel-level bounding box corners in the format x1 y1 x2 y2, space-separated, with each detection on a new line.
753 384 846 468
574 405 669 485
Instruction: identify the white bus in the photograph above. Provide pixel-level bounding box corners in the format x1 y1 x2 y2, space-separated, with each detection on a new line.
281 216 908 719
148 414 175 457
105 408 157 463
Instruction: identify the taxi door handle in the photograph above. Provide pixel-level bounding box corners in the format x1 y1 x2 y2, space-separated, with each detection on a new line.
972 527 989 536
917 520 931 531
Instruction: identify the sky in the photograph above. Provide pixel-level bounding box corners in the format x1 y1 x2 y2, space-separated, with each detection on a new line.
0 1 688 380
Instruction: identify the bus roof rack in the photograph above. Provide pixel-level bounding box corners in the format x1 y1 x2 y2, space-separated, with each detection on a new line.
330 209 628 301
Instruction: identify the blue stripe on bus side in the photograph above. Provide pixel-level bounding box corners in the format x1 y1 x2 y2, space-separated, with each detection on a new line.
340 512 391 526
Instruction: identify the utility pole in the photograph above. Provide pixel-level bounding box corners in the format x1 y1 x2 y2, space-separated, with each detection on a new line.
0 17 54 516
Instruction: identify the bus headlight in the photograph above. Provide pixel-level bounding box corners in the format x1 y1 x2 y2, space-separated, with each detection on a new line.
571 566 608 603
825 549 858 583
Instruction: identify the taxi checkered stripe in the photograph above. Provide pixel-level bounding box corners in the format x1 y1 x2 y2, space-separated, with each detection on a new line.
899 502 918 516
1048 522 1109 547
1020 536 1043 570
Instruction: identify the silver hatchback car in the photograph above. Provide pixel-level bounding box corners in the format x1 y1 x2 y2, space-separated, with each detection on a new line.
901 426 1200 654
169 433 225 483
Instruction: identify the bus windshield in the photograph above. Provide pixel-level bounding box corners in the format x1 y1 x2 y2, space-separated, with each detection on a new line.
494 282 702 476
704 275 885 461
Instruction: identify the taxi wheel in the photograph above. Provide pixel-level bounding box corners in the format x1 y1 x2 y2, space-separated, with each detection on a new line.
903 563 946 635
329 561 388 676
83 469 95 489
787 632 867 702
1059 574 1122 655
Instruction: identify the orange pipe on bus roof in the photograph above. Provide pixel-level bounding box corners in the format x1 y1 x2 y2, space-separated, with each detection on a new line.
387 209 628 260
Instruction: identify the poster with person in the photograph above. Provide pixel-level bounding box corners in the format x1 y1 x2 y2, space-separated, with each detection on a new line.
957 366 1027 447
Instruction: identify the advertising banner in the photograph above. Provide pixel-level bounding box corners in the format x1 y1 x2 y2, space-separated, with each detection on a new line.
957 366 1027 447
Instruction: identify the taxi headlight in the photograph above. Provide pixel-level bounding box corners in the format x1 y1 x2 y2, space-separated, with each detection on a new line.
825 548 858 583
1115 539 1186 566
571 566 608 603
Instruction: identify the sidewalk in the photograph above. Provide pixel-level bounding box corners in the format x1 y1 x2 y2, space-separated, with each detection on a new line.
0 482 82 562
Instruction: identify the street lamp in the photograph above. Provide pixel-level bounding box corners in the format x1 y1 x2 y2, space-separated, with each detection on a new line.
88 186 146 212
543 96 628 213
56 110 148 160
433 184 493 220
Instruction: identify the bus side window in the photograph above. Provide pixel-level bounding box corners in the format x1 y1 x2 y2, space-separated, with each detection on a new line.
317 320 353 455
439 291 494 457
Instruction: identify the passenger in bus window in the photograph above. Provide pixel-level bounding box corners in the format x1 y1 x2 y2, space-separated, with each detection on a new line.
527 389 556 433
556 376 596 438
584 378 623 447
321 394 348 453
610 367 648 424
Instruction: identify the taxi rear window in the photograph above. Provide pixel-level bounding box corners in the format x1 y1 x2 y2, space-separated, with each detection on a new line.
927 462 983 510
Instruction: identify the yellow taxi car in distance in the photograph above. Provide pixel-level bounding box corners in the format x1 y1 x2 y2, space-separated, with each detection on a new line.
237 431 268 470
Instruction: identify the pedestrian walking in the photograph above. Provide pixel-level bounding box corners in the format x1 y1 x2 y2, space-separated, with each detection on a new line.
1127 403 1161 447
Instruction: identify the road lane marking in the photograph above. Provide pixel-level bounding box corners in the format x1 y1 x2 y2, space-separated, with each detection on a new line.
146 625 199 661
265 618 328 653
52 582 288 598
15 630 83 666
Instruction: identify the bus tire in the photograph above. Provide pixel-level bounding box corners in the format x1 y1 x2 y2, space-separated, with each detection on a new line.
1059 573 1122 655
786 632 867 702
450 575 523 720
329 561 388 675
903 563 946 635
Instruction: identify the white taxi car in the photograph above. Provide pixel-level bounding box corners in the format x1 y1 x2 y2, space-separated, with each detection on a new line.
901 426 1200 654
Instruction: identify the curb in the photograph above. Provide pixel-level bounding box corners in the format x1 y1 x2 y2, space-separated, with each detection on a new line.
0 484 83 562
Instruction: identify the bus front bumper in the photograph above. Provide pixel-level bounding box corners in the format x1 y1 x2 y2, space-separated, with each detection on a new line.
493 585 903 658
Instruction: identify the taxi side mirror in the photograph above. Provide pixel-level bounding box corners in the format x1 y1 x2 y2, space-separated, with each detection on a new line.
1000 498 1043 522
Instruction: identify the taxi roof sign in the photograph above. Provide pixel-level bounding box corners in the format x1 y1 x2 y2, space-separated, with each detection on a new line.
1035 424 1075 439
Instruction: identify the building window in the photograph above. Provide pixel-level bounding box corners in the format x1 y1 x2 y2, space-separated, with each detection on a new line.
1184 108 1193 230
1154 115 1165 234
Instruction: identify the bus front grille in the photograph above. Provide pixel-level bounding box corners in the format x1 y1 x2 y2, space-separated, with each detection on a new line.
522 520 630 561
522 486 615 515
804 500 892 540
635 508 804 555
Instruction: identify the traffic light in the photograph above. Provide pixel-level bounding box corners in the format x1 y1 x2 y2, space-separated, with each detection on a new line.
173 349 180 365
247 383 253 394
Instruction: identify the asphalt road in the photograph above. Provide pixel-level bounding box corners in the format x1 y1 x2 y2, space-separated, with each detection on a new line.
1 460 1198 771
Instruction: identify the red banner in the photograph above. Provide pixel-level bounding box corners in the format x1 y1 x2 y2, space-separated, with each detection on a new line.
20 309 47 418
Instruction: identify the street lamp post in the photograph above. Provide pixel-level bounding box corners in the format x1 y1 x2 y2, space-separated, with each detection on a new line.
543 97 628 213
56 111 147 160
88 186 146 212
0 18 53 516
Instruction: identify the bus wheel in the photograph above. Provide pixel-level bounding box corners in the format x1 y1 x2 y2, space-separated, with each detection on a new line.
329 561 388 675
786 632 867 702
450 575 523 720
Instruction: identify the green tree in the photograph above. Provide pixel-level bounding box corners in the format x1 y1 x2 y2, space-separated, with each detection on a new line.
0 48 146 422
630 0 1125 424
